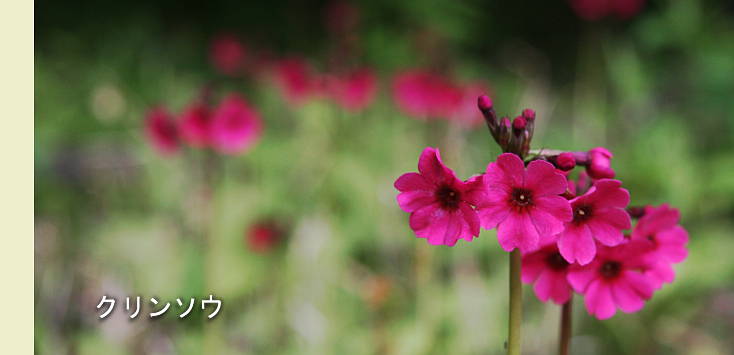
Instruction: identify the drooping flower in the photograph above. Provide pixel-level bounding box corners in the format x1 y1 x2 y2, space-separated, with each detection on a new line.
178 101 212 147
394 147 480 246
522 240 573 304
558 179 631 265
272 58 314 106
586 147 615 179
144 106 180 155
209 94 263 154
567 241 655 320
631 204 689 288
210 35 246 76
470 153 572 253
325 68 377 112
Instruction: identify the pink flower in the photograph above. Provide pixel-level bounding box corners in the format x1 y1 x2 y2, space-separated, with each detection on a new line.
178 102 211 147
569 0 645 21
558 179 631 265
394 147 480 246
145 107 180 155
326 69 377 112
392 70 462 120
470 153 572 253
568 241 655 319
586 147 615 179
247 219 286 253
209 94 263 154
522 241 573 304
273 58 314 106
210 35 246 76
631 204 689 288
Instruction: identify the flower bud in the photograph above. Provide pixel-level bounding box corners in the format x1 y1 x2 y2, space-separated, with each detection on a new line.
587 147 615 179
512 116 527 134
522 108 536 121
556 152 576 171
477 95 493 111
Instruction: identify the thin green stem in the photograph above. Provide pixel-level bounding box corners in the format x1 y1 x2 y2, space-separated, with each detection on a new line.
508 249 522 355
559 298 573 355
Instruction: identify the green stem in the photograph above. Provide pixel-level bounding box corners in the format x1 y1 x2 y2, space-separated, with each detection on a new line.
508 249 522 355
559 299 573 355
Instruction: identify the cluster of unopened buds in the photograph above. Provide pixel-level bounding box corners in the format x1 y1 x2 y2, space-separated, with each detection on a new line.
394 94 688 354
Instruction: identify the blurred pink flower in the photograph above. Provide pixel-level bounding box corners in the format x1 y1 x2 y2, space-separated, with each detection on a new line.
631 204 689 288
569 0 645 21
469 153 572 253
450 83 492 128
325 68 377 112
392 70 462 120
145 107 180 155
247 219 286 253
210 35 246 76
178 102 212 147
558 179 631 265
394 147 480 246
210 94 263 154
568 241 655 319
273 58 314 106
522 240 573 304
586 147 615 179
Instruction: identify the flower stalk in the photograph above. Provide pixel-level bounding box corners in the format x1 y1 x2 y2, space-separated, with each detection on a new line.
559 298 573 355
508 249 522 355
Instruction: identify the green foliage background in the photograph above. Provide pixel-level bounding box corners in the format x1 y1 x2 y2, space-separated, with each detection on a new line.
36 0 734 354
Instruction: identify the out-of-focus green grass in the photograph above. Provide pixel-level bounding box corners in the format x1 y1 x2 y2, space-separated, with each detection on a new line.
35 1 734 354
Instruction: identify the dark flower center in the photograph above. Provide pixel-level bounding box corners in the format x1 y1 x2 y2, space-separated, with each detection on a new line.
599 260 622 279
435 185 461 211
545 252 569 271
509 188 533 211
573 204 593 224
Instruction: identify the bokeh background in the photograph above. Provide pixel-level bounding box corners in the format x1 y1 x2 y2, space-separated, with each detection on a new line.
35 0 734 354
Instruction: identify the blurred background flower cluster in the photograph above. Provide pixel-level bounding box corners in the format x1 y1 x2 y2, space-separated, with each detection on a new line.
35 0 734 354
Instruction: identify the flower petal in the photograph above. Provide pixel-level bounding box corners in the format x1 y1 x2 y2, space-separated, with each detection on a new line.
475 198 510 230
656 226 689 263
418 147 455 184
396 190 435 213
534 270 572 305
535 196 573 223
459 202 480 240
485 153 525 191
525 160 568 196
612 278 645 313
589 179 630 208
521 251 547 283
584 280 617 320
558 224 596 265
587 208 628 246
567 266 597 293
497 212 540 253
394 172 432 192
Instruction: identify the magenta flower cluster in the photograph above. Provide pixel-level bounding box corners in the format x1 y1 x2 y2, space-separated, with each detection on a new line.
394 96 688 320
145 93 262 156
